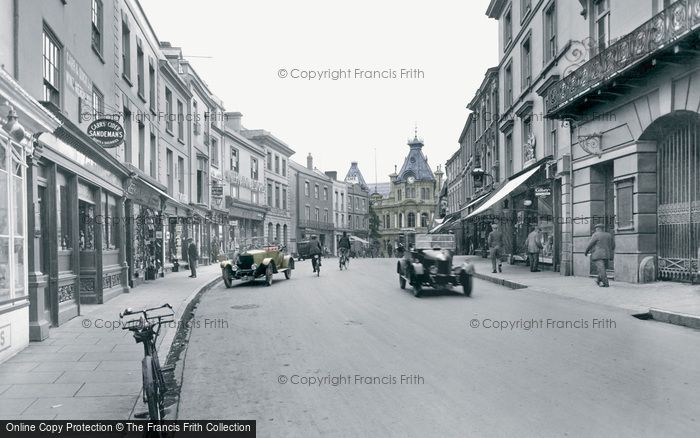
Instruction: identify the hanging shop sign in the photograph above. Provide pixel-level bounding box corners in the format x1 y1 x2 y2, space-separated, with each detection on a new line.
87 119 125 148
211 184 224 198
535 187 551 197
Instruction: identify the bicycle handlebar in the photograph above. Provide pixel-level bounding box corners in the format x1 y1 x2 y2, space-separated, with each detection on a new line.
119 303 174 331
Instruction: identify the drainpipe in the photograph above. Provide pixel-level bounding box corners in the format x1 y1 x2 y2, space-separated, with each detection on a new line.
13 0 19 79
569 123 575 276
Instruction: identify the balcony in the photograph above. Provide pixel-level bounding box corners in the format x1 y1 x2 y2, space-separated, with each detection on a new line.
545 0 700 118
299 219 335 231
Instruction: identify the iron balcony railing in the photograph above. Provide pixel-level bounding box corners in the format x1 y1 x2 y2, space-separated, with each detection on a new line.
299 219 335 231
545 0 700 115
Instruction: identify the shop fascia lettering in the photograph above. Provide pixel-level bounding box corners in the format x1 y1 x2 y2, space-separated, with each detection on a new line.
225 170 265 192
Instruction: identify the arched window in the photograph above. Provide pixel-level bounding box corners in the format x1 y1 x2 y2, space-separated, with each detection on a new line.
398 213 404 228
283 225 288 245
407 212 416 228
421 213 429 228
267 222 273 243
275 224 281 242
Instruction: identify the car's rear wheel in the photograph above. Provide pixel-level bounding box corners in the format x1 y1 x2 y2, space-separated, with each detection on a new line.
411 270 422 297
284 268 292 279
222 269 233 289
399 275 406 289
265 264 273 286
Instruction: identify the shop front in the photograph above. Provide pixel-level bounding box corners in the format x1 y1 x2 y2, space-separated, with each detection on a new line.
225 196 266 252
465 158 556 268
125 175 167 287
163 196 190 273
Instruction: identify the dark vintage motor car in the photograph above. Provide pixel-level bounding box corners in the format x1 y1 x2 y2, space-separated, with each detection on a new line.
219 245 295 288
396 234 475 298
295 240 311 261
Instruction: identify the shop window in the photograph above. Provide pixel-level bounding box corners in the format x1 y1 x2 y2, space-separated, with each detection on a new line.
616 178 634 231
58 183 72 250
105 194 118 250
421 213 429 228
79 200 95 251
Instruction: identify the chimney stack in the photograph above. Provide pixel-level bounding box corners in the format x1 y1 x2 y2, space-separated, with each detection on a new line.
307 153 313 170
224 112 243 132
325 171 337 181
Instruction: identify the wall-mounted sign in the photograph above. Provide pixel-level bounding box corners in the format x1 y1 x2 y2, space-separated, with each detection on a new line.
225 171 266 192
211 185 224 198
87 119 125 148
535 187 551 197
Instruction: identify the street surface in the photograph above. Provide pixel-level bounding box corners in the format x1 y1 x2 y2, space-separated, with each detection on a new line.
178 258 700 437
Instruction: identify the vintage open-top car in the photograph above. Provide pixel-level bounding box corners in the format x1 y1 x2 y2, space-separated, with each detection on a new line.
397 234 475 298
219 245 295 287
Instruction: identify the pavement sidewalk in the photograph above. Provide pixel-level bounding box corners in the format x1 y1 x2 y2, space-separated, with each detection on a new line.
456 255 700 329
0 265 221 420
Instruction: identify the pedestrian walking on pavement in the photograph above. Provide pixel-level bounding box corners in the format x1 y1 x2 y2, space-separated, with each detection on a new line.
488 222 505 273
526 227 543 272
187 238 198 278
585 224 615 287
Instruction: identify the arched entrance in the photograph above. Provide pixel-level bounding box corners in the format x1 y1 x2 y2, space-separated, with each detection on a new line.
643 111 700 281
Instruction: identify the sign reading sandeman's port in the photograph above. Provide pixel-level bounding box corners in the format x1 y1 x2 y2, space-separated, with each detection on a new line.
87 118 125 148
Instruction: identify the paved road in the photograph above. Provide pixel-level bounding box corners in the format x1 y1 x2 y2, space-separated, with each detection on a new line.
178 258 700 437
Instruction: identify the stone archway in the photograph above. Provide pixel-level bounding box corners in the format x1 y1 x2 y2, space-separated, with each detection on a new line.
640 111 700 281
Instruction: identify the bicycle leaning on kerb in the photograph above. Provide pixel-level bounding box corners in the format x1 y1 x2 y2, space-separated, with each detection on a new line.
120 303 175 420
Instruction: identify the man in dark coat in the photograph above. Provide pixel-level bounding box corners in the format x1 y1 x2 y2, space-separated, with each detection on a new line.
585 224 615 287
187 238 198 278
488 222 505 273
525 227 543 272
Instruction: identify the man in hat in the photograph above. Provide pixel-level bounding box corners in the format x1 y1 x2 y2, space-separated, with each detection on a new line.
585 224 615 287
525 226 544 272
487 222 505 273
187 238 198 278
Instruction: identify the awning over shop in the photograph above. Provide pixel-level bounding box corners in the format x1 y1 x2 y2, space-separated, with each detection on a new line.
466 165 541 219
459 191 493 219
350 236 370 244
429 215 459 234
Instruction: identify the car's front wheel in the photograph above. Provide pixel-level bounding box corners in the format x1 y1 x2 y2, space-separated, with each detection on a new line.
265 264 274 286
222 269 233 289
461 272 473 297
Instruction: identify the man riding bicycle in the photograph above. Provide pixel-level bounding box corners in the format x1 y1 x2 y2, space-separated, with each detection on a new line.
338 231 351 268
309 234 323 273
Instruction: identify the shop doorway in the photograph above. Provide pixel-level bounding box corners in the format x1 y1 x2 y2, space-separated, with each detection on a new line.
37 185 53 326
588 162 615 276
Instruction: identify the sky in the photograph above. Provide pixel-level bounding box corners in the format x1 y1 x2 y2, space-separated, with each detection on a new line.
140 0 498 184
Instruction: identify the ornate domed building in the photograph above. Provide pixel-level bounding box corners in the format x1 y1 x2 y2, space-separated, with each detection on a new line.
371 133 443 256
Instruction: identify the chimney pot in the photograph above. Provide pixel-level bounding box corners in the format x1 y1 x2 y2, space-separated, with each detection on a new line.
224 112 243 132
307 153 313 170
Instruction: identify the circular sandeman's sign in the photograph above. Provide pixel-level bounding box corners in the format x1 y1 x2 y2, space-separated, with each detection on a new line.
87 119 125 148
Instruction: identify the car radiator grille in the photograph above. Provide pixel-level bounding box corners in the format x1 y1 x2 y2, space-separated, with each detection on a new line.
238 255 254 269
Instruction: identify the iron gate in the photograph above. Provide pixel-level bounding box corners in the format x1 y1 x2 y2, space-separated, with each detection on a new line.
657 117 700 281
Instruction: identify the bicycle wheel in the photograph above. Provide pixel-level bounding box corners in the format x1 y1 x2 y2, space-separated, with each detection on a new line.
142 356 162 420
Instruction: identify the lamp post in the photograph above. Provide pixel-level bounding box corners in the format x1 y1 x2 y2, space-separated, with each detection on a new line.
471 166 495 190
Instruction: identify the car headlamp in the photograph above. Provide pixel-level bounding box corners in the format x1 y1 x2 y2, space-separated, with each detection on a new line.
429 265 438 275
251 263 258 271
